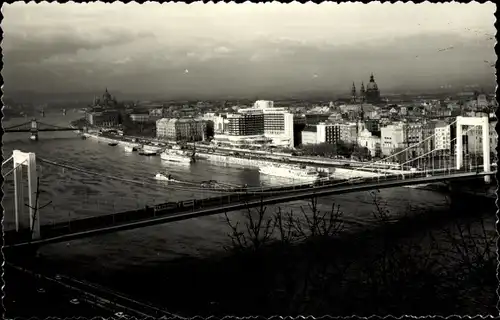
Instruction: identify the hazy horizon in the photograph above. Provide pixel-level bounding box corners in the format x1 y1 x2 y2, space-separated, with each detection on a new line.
2 2 496 100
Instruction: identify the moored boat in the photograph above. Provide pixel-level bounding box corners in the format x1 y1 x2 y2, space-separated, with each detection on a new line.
160 149 194 164
140 145 162 156
259 163 321 182
124 144 140 152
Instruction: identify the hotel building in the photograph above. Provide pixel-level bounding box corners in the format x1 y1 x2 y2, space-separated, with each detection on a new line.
227 109 265 136
213 101 295 148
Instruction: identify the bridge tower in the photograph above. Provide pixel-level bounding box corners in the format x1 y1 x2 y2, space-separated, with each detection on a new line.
30 119 39 141
12 150 41 240
456 116 491 184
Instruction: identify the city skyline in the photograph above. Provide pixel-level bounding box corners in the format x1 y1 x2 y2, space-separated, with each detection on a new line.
2 2 496 99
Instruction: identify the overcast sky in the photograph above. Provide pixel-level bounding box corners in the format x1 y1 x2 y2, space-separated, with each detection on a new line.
2 2 496 99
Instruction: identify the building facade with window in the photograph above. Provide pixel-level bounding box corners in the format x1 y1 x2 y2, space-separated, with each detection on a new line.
86 109 120 127
381 124 405 156
227 109 265 136
434 121 451 151
156 118 207 141
262 107 294 148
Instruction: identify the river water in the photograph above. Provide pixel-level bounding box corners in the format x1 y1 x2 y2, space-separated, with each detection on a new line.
2 113 494 291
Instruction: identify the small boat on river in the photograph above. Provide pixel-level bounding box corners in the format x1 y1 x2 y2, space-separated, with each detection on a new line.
140 145 162 156
155 172 182 182
124 144 140 152
108 142 118 146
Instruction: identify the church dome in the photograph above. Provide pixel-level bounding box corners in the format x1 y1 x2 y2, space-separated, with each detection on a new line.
103 88 112 100
366 81 378 91
366 74 378 91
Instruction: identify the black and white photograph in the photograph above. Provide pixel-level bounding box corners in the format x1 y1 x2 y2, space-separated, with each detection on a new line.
1 1 497 318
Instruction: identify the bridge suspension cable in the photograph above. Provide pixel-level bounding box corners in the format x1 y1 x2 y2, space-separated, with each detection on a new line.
2 155 13 167
36 121 73 129
269 120 491 191
341 119 458 181
310 119 486 189
2 159 28 177
37 157 344 196
4 121 31 130
37 157 250 194
398 125 479 169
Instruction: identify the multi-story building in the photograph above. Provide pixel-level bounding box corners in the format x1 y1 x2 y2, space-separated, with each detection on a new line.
262 107 294 148
129 112 151 123
463 120 497 156
315 122 358 145
301 125 318 145
381 124 405 156
156 118 207 141
403 122 424 155
227 110 265 136
316 122 340 144
201 113 229 134
212 102 294 148
434 121 451 151
86 108 120 127
338 122 358 144
420 120 439 153
381 122 426 157
358 128 381 157
363 119 380 135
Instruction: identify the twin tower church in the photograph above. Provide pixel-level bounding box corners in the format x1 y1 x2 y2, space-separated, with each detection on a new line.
350 73 382 104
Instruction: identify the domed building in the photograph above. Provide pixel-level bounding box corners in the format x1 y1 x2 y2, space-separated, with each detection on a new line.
92 88 119 109
351 74 382 105
364 73 381 104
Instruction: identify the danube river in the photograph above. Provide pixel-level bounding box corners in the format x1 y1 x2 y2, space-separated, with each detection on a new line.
2 113 493 291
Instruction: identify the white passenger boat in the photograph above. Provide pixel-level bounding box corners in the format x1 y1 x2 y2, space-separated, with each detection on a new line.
160 149 194 164
140 145 162 156
259 163 321 182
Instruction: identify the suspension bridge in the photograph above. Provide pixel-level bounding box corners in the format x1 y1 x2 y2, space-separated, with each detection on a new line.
2 116 496 249
3 118 87 140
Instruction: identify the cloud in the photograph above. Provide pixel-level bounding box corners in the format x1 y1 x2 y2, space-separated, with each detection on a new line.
3 27 154 66
213 46 232 54
185 46 235 62
1 2 496 98
112 57 132 65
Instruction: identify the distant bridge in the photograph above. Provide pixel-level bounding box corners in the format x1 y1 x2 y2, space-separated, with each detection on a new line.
4 118 87 140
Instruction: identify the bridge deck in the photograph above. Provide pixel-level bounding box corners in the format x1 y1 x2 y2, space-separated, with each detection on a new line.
4 128 80 132
4 170 493 248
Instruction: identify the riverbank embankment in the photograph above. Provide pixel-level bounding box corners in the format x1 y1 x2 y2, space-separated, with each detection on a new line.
81 133 495 198
83 133 388 180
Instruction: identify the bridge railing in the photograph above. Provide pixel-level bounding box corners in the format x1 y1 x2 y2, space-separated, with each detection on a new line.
4 167 494 246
